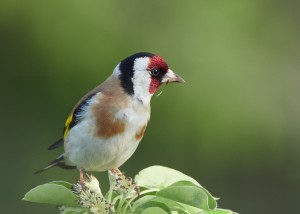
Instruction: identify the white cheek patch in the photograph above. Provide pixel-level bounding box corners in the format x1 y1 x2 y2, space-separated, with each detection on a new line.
132 57 152 104
133 57 149 71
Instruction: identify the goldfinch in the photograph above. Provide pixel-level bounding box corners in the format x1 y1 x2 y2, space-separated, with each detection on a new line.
37 52 185 180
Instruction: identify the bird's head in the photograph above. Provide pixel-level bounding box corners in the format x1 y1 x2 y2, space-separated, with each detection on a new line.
114 52 185 104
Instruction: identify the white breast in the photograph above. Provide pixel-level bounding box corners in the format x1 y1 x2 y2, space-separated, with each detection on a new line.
64 95 150 172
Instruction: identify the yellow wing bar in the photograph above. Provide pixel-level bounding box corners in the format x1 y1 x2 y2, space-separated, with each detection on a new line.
63 113 74 139
62 92 98 140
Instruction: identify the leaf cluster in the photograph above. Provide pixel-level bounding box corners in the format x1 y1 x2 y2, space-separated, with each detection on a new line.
23 166 236 214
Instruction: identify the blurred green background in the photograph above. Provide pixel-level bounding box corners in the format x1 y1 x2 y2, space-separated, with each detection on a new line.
1 0 299 213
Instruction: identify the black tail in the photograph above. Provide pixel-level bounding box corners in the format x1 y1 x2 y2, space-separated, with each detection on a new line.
48 138 64 150
35 155 76 174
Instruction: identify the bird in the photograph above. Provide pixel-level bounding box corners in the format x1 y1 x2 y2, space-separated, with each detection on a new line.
37 52 185 182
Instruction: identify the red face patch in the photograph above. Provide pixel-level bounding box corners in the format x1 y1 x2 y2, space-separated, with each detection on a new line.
147 55 168 72
148 55 169 94
149 78 161 94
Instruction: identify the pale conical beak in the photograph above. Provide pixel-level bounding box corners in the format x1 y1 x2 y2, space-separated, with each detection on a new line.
161 69 185 83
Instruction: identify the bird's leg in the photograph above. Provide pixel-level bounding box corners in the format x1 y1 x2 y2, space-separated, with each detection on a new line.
79 168 85 185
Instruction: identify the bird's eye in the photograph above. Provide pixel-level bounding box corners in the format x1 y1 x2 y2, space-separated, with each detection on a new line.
151 69 160 77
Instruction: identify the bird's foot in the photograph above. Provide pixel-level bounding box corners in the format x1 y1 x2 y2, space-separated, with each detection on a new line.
78 168 97 192
75 171 100 193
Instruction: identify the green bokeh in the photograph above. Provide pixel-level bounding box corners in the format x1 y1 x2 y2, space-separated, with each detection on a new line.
1 1 299 213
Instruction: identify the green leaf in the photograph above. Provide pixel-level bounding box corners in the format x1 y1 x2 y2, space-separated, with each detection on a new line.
141 207 169 214
171 181 217 209
150 196 189 213
135 165 201 190
156 181 216 211
61 211 82 214
133 195 156 210
177 203 203 214
133 195 189 213
23 183 78 206
133 200 171 214
50 181 73 189
62 212 89 214
60 206 89 214
200 209 238 214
